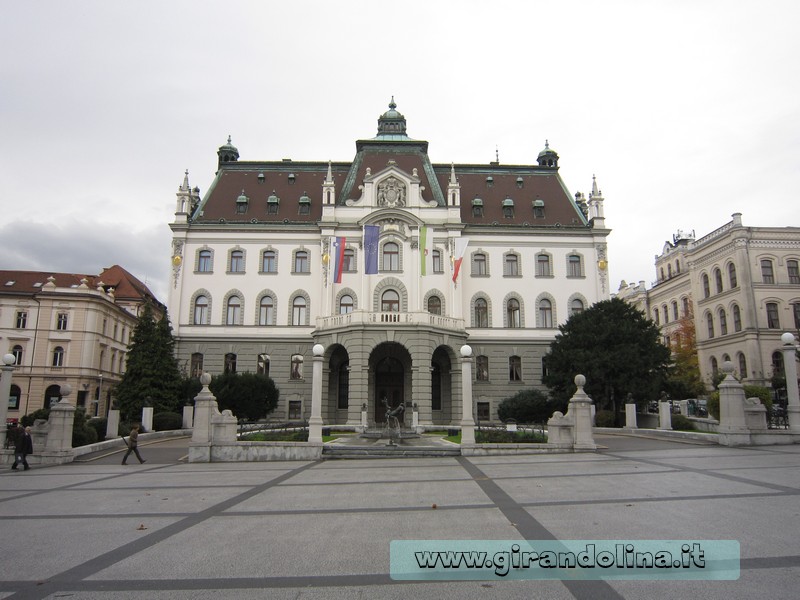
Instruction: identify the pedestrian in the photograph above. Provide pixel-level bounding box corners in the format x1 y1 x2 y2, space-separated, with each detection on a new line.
11 426 33 471
122 424 146 465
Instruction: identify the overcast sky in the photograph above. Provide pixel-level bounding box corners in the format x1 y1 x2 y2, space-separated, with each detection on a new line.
2 1 798 304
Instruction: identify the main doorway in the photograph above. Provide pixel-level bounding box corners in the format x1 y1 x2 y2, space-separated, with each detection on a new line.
374 356 404 424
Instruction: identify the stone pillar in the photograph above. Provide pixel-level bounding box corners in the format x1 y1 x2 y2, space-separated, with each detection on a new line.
45 385 76 452
191 373 217 444
459 345 475 445
625 404 638 429
412 403 420 432
141 406 154 432
106 409 120 440
360 404 368 430
781 333 800 431
717 361 750 445
182 405 194 428
0 354 15 449
678 400 689 416
658 402 672 430
308 344 325 443
569 375 596 451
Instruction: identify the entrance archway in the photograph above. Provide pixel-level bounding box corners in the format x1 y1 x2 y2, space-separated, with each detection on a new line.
370 342 411 424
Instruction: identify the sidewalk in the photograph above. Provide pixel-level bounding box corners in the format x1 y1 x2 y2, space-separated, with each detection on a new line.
1 434 798 599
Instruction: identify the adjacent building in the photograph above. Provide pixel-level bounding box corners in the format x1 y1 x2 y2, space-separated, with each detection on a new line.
168 101 611 426
0 266 162 417
618 213 800 390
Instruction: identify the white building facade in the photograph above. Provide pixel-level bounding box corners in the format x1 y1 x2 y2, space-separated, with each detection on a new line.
168 102 611 425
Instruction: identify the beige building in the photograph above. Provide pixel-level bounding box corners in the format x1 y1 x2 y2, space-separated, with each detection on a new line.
0 266 162 418
618 213 800 389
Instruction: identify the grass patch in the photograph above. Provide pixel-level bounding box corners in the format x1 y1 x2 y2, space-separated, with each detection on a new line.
476 429 547 443
240 431 308 442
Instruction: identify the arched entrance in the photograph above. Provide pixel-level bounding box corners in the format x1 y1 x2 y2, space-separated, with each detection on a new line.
370 342 412 425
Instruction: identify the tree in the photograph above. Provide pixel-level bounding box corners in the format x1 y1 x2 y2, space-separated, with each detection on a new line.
115 303 183 422
543 298 671 420
209 372 280 421
663 309 706 399
497 389 559 423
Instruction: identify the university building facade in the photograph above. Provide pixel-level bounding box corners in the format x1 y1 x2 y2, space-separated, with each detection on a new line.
168 101 611 426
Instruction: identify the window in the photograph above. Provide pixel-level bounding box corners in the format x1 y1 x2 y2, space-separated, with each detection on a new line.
11 345 23 365
381 290 400 312
682 297 690 317
533 199 545 218
476 355 489 381
772 351 784 378
477 402 490 421
761 259 775 284
507 298 521 328
262 250 277 273
267 193 279 214
733 304 742 332
738 353 747 379
473 252 487 276
539 299 553 328
224 353 237 374
298 194 311 215
294 250 309 273
702 274 710 298
571 299 584 316
382 242 400 271
766 302 780 329
707 313 714 338
193 295 208 325
8 384 20 410
288 400 302 419
710 356 719 376
719 308 728 335
567 254 582 278
292 297 307 325
198 250 212 272
291 354 303 379
536 254 551 277
229 250 245 273
226 296 241 325
794 303 800 329
57 313 68 331
662 304 669 323
714 268 723 294
190 353 203 378
472 198 484 217
474 298 488 328
52 346 65 367
337 363 349 409
789 260 800 284
668 264 673 278
509 356 522 381
505 253 519 276
343 248 355 272
15 311 27 329
728 263 737 288
672 301 679 321
257 353 270 377
259 296 274 325
502 198 514 218
653 307 660 325
340 294 354 314
432 249 442 273
427 296 442 315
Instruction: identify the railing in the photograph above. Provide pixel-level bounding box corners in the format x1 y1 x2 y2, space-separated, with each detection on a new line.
316 311 465 331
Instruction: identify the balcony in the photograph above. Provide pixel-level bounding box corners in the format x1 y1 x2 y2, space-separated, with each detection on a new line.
315 311 465 333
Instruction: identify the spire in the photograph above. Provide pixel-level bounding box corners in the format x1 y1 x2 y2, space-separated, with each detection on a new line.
375 98 410 140
180 169 190 191
322 160 336 205
449 163 457 185
447 163 461 207
325 160 334 184
591 174 600 197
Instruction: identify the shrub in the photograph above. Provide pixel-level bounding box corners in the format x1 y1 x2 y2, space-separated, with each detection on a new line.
72 409 98 447
671 415 696 431
21 408 50 428
88 418 107 442
744 385 772 415
707 392 720 420
153 412 183 431
497 389 558 424
594 410 618 428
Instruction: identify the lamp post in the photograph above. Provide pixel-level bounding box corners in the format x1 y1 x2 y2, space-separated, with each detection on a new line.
96 373 103 417
0 353 16 448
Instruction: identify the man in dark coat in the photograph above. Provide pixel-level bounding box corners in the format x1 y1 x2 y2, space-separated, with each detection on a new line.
122 424 146 465
11 426 33 471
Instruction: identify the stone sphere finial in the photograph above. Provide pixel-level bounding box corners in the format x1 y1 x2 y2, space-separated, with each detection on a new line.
460 345 473 358
60 384 72 397
721 361 735 375
574 374 586 388
781 332 796 346
2 353 15 366
200 372 212 386
313 344 325 357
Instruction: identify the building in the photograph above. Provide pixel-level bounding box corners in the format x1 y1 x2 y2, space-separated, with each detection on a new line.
617 213 800 389
0 265 162 417
168 101 611 426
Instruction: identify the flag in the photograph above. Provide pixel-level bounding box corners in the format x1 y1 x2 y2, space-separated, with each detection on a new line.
364 225 379 274
452 238 469 283
332 236 346 283
419 226 431 276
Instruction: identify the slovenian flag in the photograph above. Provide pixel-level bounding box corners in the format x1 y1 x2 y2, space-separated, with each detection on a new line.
364 225 379 274
452 238 469 283
332 236 346 283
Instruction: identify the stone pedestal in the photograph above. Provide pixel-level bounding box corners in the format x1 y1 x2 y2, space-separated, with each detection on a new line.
106 409 120 440
718 361 752 445
212 410 238 442
191 374 217 444
141 406 154 432
569 375 596 451
679 400 689 416
182 405 194 429
459 345 475 445
625 403 638 429
546 411 573 448
46 399 76 452
744 398 767 431
308 345 325 444
658 402 672 430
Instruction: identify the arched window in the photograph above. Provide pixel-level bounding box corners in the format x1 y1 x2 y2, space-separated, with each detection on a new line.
539 299 553 328
229 250 245 273
672 301 679 321
536 254 551 277
432 249 442 273
571 299 584 316
427 295 442 315
766 302 780 328
11 345 23 365
473 252 487 276
710 356 719 376
788 259 800 284
706 313 714 338
294 250 309 273
567 254 583 278
291 354 304 379
52 346 65 367
719 308 728 335
772 351 784 378
190 353 203 377
340 294 354 314
682 297 690 317
728 263 737 288
474 298 488 328
45 384 62 407
476 355 489 381
382 242 400 271
733 304 742 332
381 290 400 312
259 296 274 325
257 354 270 377
261 250 277 273
198 249 212 272
193 295 208 325
761 259 775 284
292 297 307 325
738 353 747 379
507 298 521 328
224 353 237 374
653 307 660 325
702 273 710 298
226 296 241 325
343 248 355 271
505 253 519 276
714 268 723 294
8 384 20 409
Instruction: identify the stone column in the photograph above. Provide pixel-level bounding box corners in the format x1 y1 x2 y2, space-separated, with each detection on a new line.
106 409 120 440
308 344 325 443
717 360 750 445
141 406 154 432
45 385 76 452
191 373 217 444
625 404 638 429
658 402 672 430
781 333 800 431
182 405 194 428
0 354 15 449
569 375 596 451
459 345 475 444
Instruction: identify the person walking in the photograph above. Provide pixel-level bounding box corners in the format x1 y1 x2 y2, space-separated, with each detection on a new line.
11 426 33 471
121 424 146 465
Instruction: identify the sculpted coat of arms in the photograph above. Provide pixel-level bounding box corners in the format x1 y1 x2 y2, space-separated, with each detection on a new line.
377 177 406 207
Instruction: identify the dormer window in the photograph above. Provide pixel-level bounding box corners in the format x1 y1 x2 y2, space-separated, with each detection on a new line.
472 197 484 217
288 173 296 184
298 192 311 215
485 176 494 188
257 172 265 183
516 176 524 189
533 198 545 218
267 191 279 214
502 197 514 218
235 190 248 214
